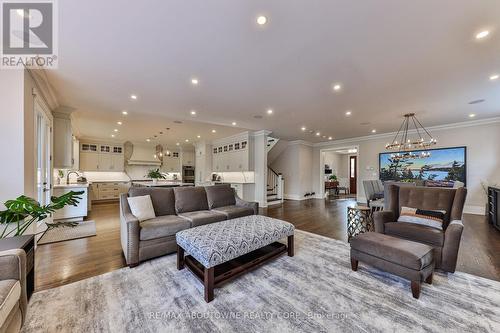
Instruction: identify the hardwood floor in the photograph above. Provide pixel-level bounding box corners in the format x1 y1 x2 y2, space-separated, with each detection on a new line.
35 198 500 291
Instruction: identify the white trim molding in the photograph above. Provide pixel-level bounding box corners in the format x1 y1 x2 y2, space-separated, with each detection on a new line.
313 117 500 147
463 205 486 216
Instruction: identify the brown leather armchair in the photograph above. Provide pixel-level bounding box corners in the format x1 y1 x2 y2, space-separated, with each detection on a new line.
374 185 467 273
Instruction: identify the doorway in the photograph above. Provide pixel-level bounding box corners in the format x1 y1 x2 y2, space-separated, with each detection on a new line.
349 156 357 194
34 99 52 238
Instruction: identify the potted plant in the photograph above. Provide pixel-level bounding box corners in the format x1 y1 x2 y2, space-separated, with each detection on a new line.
146 168 166 185
0 190 84 239
57 169 65 185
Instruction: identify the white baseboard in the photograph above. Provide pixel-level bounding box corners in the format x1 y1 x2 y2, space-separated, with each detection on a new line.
284 194 307 201
463 205 486 216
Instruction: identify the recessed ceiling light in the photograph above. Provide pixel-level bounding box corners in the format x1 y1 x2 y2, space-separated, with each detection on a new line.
231 122 237 126
176 142 180 146
130 94 137 100
114 129 118 132
476 30 490 39
345 111 352 116
371 129 377 133
316 132 321 136
190 110 197 116
122 111 128 115
333 84 342 91
256 16 267 25
111 134 115 138
322 135 326 138
146 139 151 142
469 113 476 118
197 135 201 138
490 74 499 81
117 121 122 125
185 139 189 142
301 126 306 131
212 129 217 133
267 109 273 114
191 78 199 85
328 136 333 140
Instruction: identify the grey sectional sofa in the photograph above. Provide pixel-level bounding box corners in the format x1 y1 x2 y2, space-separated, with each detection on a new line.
120 184 258 267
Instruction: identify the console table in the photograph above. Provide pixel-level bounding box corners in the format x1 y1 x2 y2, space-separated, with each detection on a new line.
0 235 35 300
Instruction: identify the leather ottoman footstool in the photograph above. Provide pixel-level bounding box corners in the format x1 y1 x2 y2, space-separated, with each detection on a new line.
350 232 434 299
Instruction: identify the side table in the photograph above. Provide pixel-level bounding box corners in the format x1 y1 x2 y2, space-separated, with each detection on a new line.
0 235 35 300
347 206 374 242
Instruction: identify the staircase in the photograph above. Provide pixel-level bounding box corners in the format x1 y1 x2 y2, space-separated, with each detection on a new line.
267 166 284 206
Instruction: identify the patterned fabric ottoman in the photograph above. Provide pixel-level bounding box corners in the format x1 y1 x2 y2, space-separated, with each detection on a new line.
176 215 295 302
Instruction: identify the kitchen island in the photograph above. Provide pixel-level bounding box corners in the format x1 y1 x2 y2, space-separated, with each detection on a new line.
131 181 194 187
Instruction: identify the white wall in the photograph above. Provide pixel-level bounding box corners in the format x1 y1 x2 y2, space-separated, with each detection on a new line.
0 71 25 209
323 151 342 177
312 120 500 214
271 141 313 200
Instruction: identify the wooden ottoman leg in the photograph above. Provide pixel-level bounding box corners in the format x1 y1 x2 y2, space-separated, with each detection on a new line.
411 281 421 299
177 245 185 270
204 267 214 303
287 235 294 257
425 273 433 285
350 258 358 271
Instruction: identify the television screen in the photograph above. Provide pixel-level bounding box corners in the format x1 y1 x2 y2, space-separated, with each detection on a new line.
379 146 466 187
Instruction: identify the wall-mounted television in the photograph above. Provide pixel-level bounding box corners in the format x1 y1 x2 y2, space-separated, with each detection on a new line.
379 146 466 187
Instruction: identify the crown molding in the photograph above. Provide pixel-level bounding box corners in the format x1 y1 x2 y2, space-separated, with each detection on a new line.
26 68 59 111
211 131 251 145
251 130 273 137
288 140 314 147
313 116 500 147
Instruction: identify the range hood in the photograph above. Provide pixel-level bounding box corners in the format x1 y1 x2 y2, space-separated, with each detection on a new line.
125 142 161 166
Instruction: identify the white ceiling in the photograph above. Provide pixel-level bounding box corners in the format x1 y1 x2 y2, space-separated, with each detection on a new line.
47 0 500 144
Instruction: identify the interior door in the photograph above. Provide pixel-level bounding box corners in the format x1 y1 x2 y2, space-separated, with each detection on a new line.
35 101 53 237
349 155 357 194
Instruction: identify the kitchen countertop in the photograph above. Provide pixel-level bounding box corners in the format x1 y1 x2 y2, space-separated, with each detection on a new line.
54 183 89 189
132 181 194 187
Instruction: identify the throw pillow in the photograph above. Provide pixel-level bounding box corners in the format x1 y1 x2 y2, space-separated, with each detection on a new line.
398 206 446 230
127 195 156 222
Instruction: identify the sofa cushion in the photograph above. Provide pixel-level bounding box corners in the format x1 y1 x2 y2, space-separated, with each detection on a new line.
174 187 209 213
384 222 444 247
398 206 446 230
398 186 455 225
129 187 176 216
350 232 434 270
127 195 156 222
205 184 236 209
139 215 191 241
212 205 254 219
0 279 20 328
178 210 227 227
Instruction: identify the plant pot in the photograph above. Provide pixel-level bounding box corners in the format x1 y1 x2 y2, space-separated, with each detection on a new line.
152 179 158 185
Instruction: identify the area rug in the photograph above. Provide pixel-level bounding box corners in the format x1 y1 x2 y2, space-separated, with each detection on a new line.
23 230 500 332
37 221 96 245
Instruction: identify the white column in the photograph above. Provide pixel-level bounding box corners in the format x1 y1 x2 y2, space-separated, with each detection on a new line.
194 141 213 185
253 130 271 208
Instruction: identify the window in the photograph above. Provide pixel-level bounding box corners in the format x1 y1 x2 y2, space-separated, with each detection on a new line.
350 158 355 178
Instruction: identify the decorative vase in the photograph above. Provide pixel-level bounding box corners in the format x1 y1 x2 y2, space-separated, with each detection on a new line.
152 179 158 185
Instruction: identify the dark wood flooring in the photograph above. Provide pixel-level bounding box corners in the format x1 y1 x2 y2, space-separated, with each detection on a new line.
35 198 500 291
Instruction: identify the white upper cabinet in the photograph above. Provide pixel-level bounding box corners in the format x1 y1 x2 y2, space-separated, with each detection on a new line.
182 151 195 166
80 142 124 171
53 113 73 169
212 134 251 172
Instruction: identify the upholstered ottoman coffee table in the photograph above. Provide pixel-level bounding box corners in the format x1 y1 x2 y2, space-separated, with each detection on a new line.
350 232 435 299
176 215 295 302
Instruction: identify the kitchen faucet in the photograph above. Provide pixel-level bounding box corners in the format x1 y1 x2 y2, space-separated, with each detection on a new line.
66 171 80 184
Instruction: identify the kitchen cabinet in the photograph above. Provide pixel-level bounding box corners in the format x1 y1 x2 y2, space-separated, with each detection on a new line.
161 151 181 173
80 142 124 172
91 182 130 201
53 186 88 220
182 151 195 166
53 113 73 169
212 138 250 172
80 151 99 171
